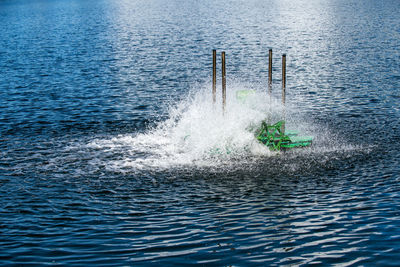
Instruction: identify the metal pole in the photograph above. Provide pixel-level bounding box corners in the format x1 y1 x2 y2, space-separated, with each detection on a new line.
221 51 226 113
281 54 286 134
268 49 272 96
282 53 286 105
212 49 216 104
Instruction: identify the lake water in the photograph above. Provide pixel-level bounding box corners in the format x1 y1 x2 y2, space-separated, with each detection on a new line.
1 0 400 265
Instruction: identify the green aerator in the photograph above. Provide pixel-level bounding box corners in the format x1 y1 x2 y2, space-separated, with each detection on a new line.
213 50 313 151
236 89 313 151
255 120 313 151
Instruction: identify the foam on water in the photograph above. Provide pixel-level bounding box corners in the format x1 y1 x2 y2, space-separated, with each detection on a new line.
38 82 374 177
80 83 329 172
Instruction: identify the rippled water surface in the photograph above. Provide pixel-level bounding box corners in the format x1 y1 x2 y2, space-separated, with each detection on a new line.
1 0 400 265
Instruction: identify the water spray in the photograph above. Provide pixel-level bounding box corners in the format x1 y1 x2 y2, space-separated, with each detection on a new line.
212 49 313 151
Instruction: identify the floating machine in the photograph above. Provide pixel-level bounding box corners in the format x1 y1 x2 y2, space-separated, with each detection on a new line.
214 50 313 151
236 89 313 151
255 120 313 151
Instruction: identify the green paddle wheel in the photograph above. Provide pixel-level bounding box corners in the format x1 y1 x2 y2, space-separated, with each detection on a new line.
256 120 313 151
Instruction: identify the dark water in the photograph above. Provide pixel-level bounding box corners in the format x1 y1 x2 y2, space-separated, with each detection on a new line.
1 0 400 265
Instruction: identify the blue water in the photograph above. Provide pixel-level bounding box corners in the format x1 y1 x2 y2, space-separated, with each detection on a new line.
1 0 400 265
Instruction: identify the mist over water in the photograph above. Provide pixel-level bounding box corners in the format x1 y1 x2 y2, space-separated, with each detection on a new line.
47 82 373 180
1 0 400 266
89 85 275 170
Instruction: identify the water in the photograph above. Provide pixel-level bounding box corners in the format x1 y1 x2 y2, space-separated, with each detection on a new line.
1 0 400 265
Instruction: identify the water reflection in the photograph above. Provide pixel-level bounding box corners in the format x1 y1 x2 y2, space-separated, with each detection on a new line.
1 0 400 265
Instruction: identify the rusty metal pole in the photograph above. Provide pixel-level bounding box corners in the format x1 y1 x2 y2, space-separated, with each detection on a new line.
281 54 286 134
268 49 272 96
221 51 226 114
212 49 216 104
282 54 286 105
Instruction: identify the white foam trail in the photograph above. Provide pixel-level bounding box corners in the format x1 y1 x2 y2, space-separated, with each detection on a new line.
46 82 375 175
30 83 373 176
82 83 355 172
85 84 292 170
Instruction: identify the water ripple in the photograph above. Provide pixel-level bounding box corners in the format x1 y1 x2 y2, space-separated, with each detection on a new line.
2 0 400 265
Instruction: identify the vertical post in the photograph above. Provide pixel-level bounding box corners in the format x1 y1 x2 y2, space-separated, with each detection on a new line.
282 54 286 105
221 51 226 113
281 54 286 134
212 49 217 104
268 49 272 96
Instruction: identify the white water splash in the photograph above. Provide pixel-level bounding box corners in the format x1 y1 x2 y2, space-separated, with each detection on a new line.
76 82 369 174
84 83 315 171
38 83 372 176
